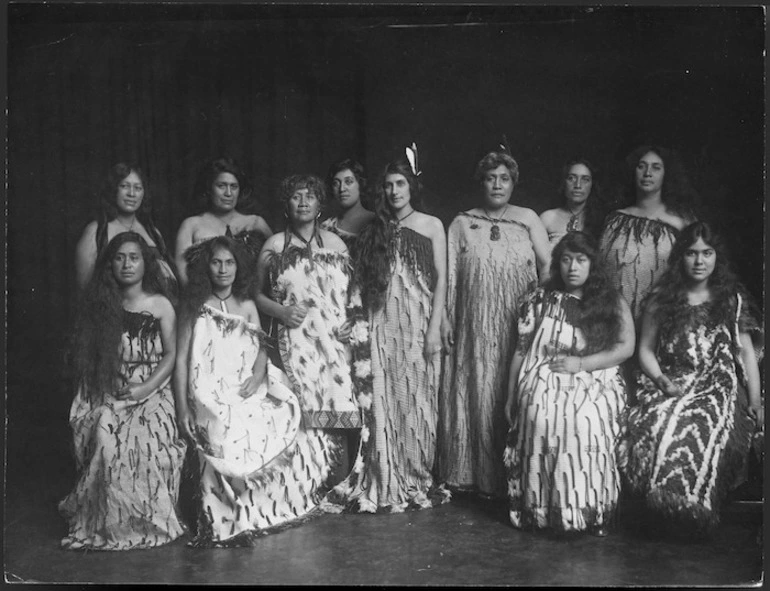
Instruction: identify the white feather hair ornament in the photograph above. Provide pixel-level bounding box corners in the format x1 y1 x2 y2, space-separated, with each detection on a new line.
499 134 512 156
405 142 421 176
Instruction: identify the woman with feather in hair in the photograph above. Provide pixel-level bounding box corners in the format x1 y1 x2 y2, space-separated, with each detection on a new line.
326 146 451 513
175 235 312 546
618 221 762 537
60 232 186 550
504 231 635 535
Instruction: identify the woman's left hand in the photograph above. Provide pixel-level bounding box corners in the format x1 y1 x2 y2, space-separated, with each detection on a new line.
337 320 353 344
116 382 150 401
239 368 267 399
548 355 582 374
424 328 442 361
748 402 764 429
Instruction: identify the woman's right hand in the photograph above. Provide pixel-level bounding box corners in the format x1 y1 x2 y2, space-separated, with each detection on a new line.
655 374 683 397
176 405 195 441
504 391 516 427
440 315 454 353
282 303 308 328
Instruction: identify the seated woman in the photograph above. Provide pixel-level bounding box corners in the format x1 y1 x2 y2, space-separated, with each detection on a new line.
619 221 762 536
175 236 314 547
504 231 635 535
175 156 272 285
255 174 362 489
60 232 186 550
540 158 604 245
74 162 178 300
327 150 450 513
321 158 376 251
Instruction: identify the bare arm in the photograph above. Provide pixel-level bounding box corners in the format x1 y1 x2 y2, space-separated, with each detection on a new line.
550 296 635 373
117 298 177 402
254 236 307 328
425 216 447 360
637 297 681 396
525 209 551 284
441 217 459 351
739 331 762 425
254 216 274 238
74 221 98 291
174 217 196 287
505 347 526 426
173 309 195 439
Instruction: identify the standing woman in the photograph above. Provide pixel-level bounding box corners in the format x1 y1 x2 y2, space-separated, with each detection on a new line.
175 156 272 285
328 148 450 513
540 158 605 244
599 146 698 320
75 162 178 300
255 174 362 490
504 231 635 535
619 222 762 536
438 149 549 499
60 232 186 550
321 158 376 251
175 236 312 546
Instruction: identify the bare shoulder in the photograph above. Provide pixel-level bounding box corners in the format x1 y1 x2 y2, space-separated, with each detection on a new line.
177 214 203 234
415 212 445 237
236 296 259 317
509 205 539 225
540 208 558 223
146 293 175 319
320 229 348 253
77 220 98 245
261 231 284 253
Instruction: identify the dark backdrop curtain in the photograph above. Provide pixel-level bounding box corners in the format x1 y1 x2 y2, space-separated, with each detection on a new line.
7 5 765 434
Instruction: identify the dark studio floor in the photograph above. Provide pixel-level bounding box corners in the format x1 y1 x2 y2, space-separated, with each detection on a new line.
3 413 764 587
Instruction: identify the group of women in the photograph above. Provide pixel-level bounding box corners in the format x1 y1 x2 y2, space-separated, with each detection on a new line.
60 144 763 551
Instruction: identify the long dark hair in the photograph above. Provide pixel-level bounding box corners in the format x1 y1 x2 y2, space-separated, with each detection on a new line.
192 156 255 214
71 232 165 400
646 221 745 332
623 145 700 219
179 236 254 329
545 231 623 354
559 158 606 239
354 158 423 311
94 162 170 259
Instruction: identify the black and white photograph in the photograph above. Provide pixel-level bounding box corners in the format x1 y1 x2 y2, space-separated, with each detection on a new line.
4 2 765 586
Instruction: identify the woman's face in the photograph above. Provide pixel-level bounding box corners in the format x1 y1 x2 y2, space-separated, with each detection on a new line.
564 164 592 208
287 187 320 224
482 164 514 209
635 151 665 196
332 169 361 210
112 241 145 286
208 246 237 289
682 237 716 284
384 173 411 213
210 172 240 212
559 248 591 292
115 171 144 214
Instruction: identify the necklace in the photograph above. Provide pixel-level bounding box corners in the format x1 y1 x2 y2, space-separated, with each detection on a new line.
482 205 508 241
396 208 416 224
291 225 317 250
116 217 136 232
213 290 232 313
566 206 584 232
